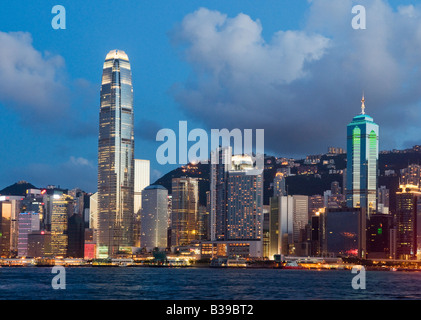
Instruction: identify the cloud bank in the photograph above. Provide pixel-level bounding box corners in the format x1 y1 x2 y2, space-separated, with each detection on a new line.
170 2 421 156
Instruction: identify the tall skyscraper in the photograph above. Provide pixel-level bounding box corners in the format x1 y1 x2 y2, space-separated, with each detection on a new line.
171 177 199 247
133 159 150 247
0 201 12 257
17 212 40 257
346 95 379 218
140 185 168 251
395 184 420 260
210 146 232 241
97 49 135 258
226 155 263 241
134 159 150 214
50 193 73 257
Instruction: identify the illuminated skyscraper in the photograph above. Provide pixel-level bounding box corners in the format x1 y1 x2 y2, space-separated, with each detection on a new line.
97 50 135 258
17 212 40 257
171 177 199 247
210 146 232 241
0 201 12 257
395 184 420 260
134 159 150 214
346 95 379 218
140 185 168 251
50 193 73 257
226 155 263 241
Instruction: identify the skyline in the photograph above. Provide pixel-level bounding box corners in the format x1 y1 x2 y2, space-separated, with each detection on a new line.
1 0 421 194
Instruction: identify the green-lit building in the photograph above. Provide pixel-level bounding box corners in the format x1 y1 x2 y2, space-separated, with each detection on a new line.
346 95 379 219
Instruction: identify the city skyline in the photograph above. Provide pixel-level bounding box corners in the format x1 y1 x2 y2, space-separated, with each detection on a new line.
1 1 421 194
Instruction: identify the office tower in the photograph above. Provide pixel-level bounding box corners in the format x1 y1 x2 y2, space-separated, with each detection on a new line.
197 205 208 241
0 195 23 256
346 95 379 218
309 195 324 217
171 177 199 247
50 193 73 257
269 196 280 259
28 231 51 258
134 159 150 248
210 146 232 241
311 212 322 256
395 184 420 260
367 213 392 259
97 50 135 258
134 159 150 214
292 195 309 245
323 208 363 258
400 164 421 186
89 192 98 230
0 201 12 257
226 155 263 241
278 196 294 255
42 187 69 231
377 186 390 214
67 213 85 258
140 185 168 250
273 195 309 256
22 190 45 230
68 189 91 228
273 170 287 197
17 212 40 257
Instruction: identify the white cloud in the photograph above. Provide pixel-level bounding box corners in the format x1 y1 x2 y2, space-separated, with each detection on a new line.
0 31 68 117
171 2 421 156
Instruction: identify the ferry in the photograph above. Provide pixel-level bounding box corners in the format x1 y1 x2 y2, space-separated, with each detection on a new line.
281 260 304 270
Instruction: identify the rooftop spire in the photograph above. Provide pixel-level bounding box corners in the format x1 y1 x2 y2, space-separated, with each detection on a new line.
361 93 365 115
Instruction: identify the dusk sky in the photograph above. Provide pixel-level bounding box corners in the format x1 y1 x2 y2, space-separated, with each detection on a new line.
0 0 420 193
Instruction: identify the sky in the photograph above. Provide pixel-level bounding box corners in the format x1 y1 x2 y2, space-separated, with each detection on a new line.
0 0 420 193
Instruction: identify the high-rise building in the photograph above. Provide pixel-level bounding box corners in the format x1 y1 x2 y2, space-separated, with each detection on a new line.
89 192 98 231
97 50 135 258
140 185 168 251
346 95 379 218
0 201 12 257
17 212 40 257
50 193 73 257
67 213 85 258
134 159 150 214
171 177 199 247
271 195 310 256
395 184 420 260
309 195 324 217
134 159 150 248
210 146 232 241
226 155 263 241
273 170 286 197
323 208 363 258
377 186 390 214
0 195 23 256
400 164 421 186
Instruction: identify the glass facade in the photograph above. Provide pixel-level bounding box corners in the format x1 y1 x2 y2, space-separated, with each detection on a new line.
171 177 199 247
346 99 379 218
97 50 134 258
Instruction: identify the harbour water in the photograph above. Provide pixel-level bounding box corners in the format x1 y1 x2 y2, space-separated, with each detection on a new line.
1 267 421 300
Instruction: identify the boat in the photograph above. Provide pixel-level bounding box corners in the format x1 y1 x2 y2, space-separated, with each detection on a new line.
282 260 304 270
34 258 55 267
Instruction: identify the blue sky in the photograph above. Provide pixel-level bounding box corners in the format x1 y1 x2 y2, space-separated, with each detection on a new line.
0 0 420 193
